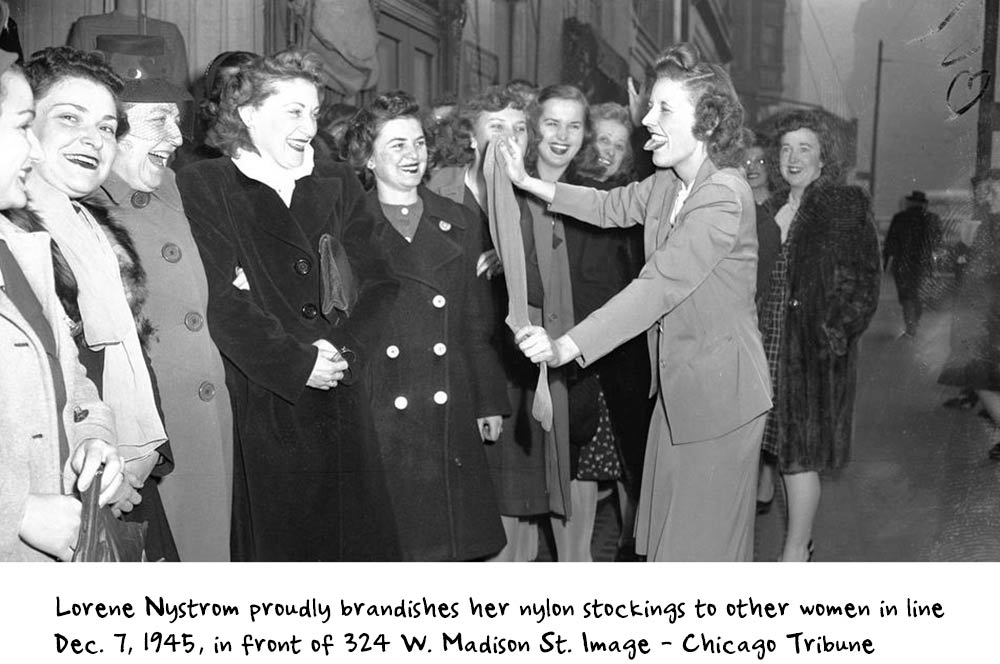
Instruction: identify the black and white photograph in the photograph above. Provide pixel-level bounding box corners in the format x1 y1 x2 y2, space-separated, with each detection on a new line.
0 0 997 572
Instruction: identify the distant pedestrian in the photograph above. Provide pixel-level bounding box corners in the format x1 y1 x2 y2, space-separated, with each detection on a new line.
883 190 942 337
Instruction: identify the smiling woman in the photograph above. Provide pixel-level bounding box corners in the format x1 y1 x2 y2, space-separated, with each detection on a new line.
176 50 402 561
340 91 508 561
15 46 178 561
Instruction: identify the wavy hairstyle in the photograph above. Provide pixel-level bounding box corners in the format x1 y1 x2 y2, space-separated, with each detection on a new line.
648 42 746 169
434 85 527 169
207 49 322 158
343 90 422 188
526 83 590 178
198 50 260 131
765 108 846 195
23 46 126 137
573 102 634 183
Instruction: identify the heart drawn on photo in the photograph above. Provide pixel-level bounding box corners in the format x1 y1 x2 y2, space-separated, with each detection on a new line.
945 68 992 118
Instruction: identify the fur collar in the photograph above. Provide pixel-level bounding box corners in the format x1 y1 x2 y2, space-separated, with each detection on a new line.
6 198 152 344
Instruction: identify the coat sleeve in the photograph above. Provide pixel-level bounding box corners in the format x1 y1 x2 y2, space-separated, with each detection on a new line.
177 166 319 404
327 167 400 376
457 204 510 417
548 176 655 230
823 188 882 352
569 179 743 367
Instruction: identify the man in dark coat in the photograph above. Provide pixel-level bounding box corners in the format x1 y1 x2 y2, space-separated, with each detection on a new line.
883 190 942 337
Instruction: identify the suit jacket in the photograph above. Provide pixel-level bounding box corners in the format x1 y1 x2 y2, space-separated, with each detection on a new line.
0 216 117 561
549 159 773 444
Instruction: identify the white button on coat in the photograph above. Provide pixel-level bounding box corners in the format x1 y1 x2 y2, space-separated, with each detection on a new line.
386 345 400 358
432 295 446 308
433 391 448 405
394 396 408 410
433 343 447 356
438 220 452 232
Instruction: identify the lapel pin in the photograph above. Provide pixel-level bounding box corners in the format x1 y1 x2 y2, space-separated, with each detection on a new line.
438 220 452 232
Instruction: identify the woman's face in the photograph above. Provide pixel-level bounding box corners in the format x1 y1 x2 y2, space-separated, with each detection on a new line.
369 116 427 196
472 106 528 160
779 127 824 196
240 77 319 169
743 146 769 191
536 97 585 174
593 118 629 178
641 77 703 174
32 76 118 198
114 102 183 192
0 70 42 210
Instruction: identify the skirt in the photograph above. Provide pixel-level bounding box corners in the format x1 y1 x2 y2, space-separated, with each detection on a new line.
635 398 764 561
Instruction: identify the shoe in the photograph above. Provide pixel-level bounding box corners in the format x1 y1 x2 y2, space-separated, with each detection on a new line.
756 498 773 515
989 442 1000 461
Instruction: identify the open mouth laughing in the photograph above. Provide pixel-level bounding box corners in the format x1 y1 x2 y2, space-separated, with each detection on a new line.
286 138 310 152
65 153 99 170
547 142 571 157
399 162 422 176
148 150 173 168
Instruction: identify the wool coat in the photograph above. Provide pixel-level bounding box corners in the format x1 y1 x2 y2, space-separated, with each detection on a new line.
0 217 118 562
365 187 508 561
773 185 881 473
95 170 233 562
177 156 401 561
426 166 550 517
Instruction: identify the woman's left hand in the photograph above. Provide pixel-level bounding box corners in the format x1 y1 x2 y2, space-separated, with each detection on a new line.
71 438 124 507
515 326 580 368
476 249 504 279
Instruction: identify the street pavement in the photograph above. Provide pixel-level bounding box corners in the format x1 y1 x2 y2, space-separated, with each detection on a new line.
547 273 1000 562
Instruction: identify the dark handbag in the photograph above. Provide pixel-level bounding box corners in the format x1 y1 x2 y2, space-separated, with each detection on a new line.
72 466 148 562
319 233 358 319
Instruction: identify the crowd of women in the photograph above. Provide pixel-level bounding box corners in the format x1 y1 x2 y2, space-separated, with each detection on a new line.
0 32 882 562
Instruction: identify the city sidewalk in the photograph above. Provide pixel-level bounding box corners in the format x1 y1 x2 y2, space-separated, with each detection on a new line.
567 273 1000 562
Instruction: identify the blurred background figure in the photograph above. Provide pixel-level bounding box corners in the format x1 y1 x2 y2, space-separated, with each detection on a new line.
938 172 1000 461
883 190 943 338
313 101 357 162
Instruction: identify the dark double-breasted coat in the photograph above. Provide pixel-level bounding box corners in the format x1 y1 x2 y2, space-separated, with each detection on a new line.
177 157 401 561
365 187 508 561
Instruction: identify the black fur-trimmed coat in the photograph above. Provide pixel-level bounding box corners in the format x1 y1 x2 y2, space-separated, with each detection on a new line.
7 198 178 561
774 184 881 473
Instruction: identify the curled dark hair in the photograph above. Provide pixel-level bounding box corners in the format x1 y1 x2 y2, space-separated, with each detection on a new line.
207 49 322 157
573 102 634 183
526 84 590 178
765 108 846 194
648 42 746 169
23 46 127 138
343 90 422 188
435 85 527 168
199 50 260 132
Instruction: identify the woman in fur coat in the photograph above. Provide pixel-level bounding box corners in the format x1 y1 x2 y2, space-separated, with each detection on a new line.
761 109 881 562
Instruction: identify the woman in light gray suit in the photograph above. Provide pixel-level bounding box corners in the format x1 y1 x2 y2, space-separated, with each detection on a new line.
500 43 772 561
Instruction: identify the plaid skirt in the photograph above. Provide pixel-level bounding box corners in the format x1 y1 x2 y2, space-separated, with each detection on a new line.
759 244 789 457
